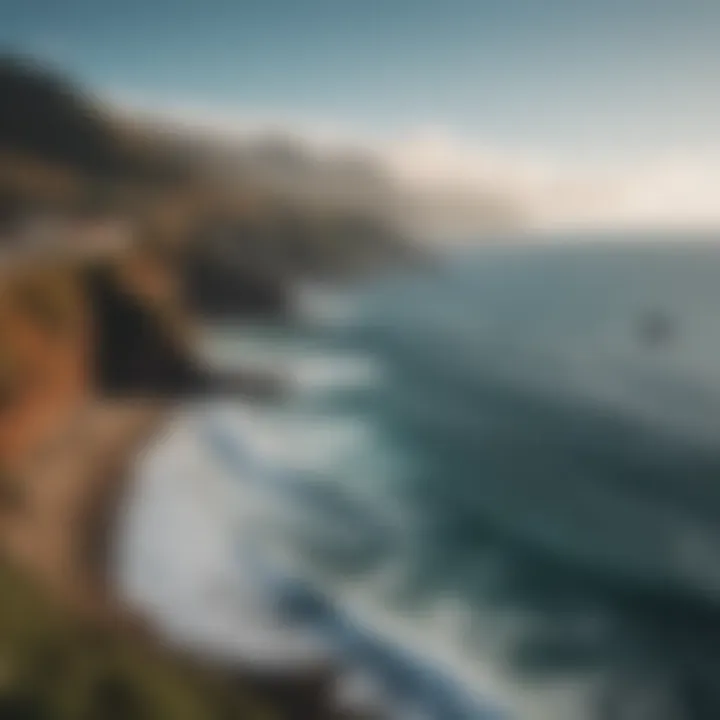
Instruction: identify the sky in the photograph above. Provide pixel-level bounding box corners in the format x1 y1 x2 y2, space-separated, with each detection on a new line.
2 0 720 231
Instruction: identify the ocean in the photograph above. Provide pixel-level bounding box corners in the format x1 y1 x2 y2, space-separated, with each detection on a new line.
116 236 720 720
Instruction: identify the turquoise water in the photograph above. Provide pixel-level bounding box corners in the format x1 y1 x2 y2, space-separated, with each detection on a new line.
124 237 720 719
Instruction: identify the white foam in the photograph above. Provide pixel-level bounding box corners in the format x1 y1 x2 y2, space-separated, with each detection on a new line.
209 402 376 476
115 405 516 717
293 283 363 328
115 410 332 671
290 353 385 392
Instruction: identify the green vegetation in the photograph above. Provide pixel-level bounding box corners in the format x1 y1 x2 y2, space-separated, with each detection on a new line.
0 559 278 719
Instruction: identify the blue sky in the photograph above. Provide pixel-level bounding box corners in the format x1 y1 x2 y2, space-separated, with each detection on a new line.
2 0 719 154
3 0 720 228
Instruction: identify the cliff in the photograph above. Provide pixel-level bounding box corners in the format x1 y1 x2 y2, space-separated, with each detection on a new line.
0 54 415 324
0 242 351 719
0 53 411 718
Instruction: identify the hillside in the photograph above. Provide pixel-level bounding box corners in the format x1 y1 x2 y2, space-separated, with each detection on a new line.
0 55 414 321
0 55 396 719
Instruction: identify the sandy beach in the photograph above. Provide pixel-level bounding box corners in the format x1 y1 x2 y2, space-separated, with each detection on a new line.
0 401 171 621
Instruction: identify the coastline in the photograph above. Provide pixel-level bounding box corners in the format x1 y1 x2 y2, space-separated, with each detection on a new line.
0 53 425 719
1 401 170 619
0 397 354 719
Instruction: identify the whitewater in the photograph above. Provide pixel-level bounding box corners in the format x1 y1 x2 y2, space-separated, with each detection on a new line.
115 237 720 720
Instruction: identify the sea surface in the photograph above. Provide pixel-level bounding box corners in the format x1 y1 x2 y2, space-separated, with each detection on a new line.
117 235 720 719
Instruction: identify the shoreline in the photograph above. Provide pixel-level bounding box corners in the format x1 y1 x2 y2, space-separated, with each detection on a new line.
1 401 171 622
0 397 350 718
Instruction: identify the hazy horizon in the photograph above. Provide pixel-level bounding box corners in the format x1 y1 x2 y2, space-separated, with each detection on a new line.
3 0 720 234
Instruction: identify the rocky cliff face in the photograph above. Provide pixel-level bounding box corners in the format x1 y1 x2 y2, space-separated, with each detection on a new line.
0 52 399 720
0 250 347 719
